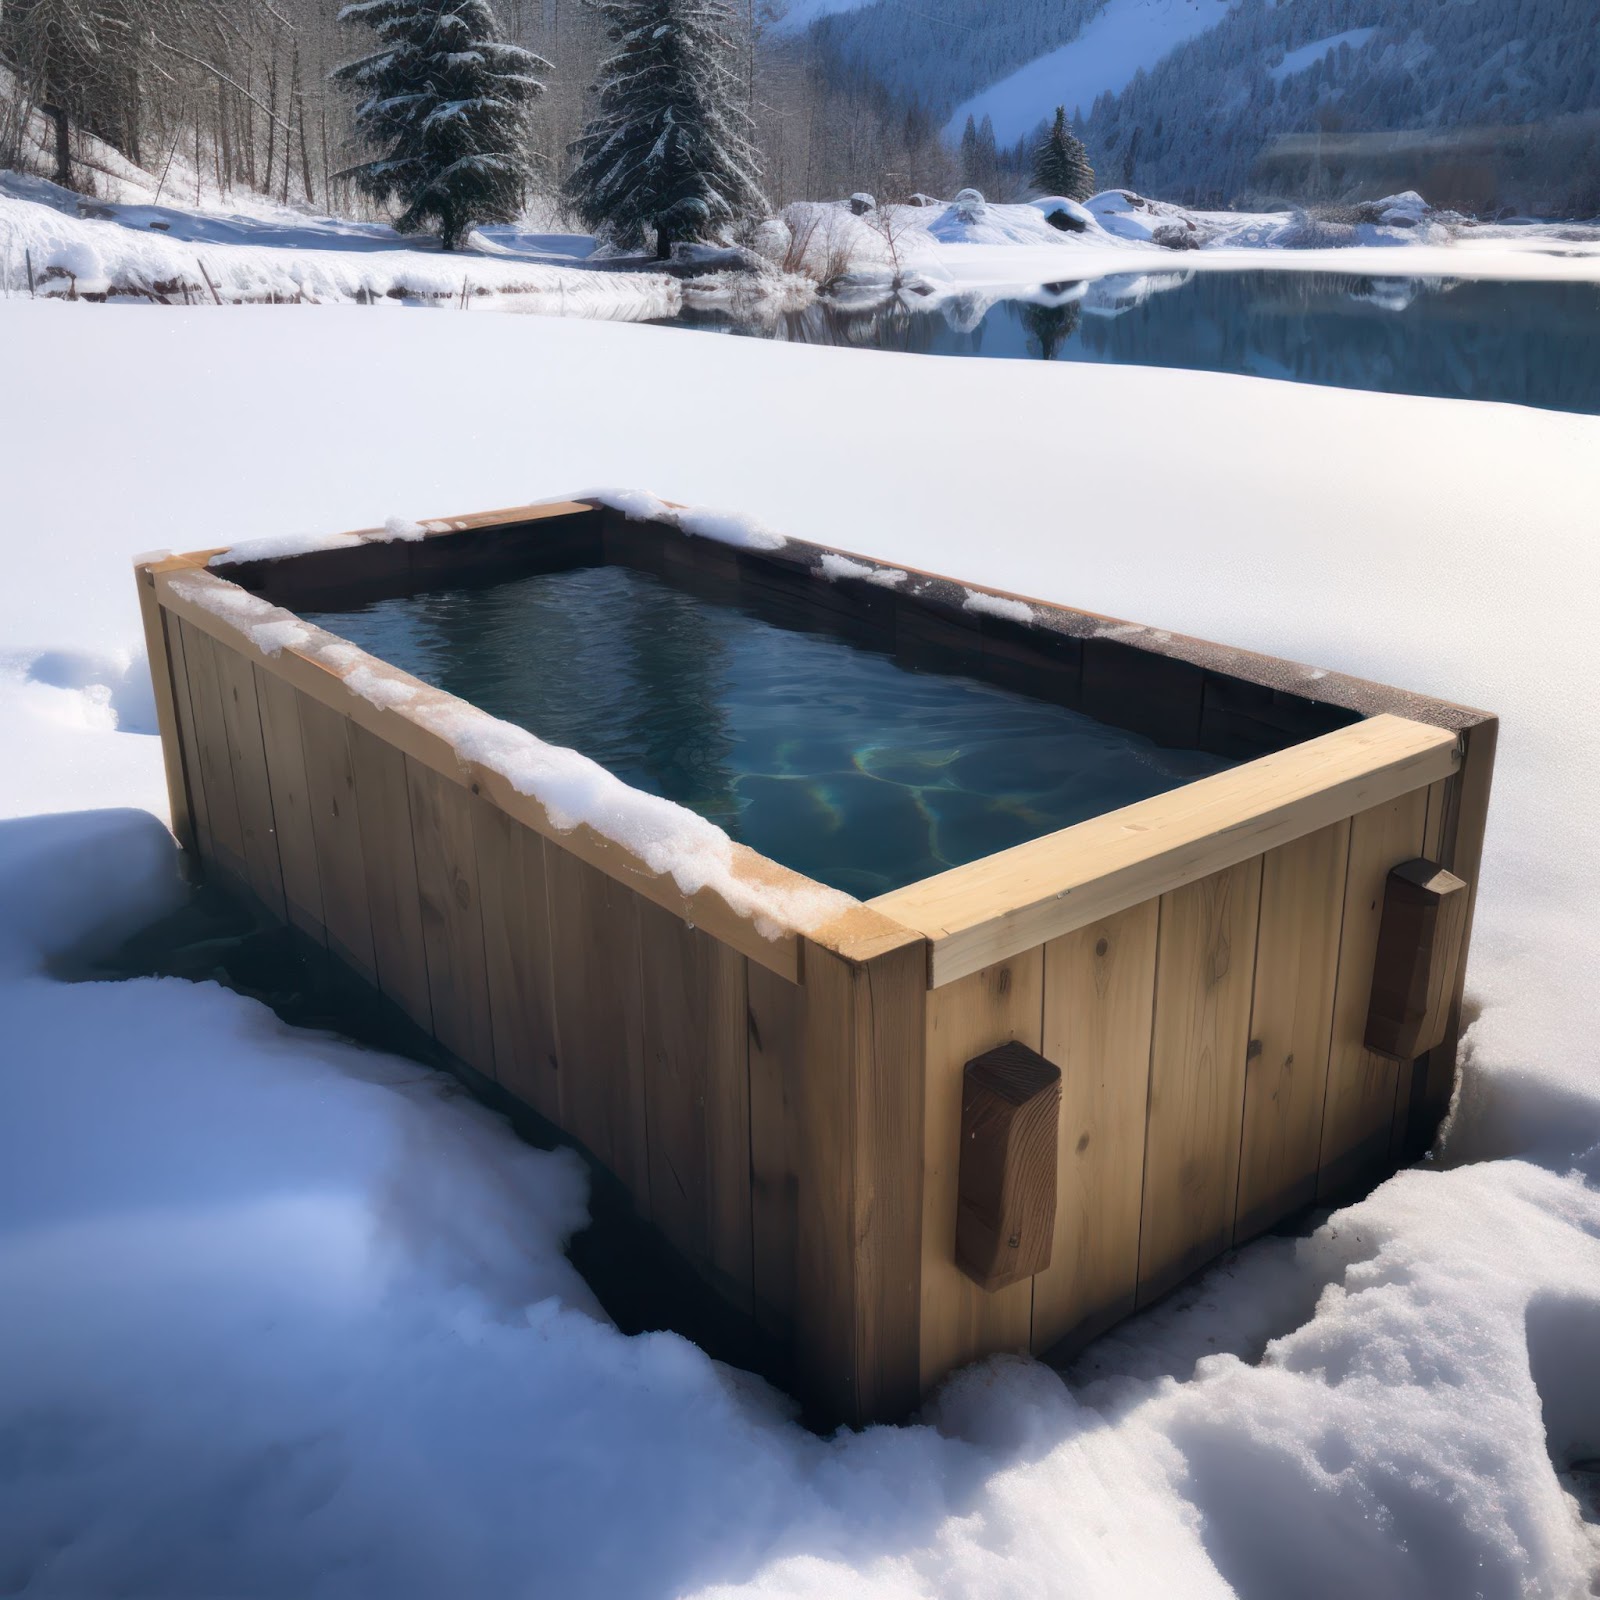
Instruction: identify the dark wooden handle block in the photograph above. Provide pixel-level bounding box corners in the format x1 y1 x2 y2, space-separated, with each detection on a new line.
955 1041 1062 1292
1365 858 1470 1061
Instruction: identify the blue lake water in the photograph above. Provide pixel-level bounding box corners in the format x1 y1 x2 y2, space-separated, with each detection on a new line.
659 271 1600 414
305 564 1236 898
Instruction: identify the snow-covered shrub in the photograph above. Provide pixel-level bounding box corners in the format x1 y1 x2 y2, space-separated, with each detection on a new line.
748 217 792 265
952 188 986 223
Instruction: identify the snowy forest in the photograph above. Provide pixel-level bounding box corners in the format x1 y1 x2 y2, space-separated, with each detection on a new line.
1 0 1596 254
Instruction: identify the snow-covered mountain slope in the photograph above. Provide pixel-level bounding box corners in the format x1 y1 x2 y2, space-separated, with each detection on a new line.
771 0 875 32
1081 0 1600 210
946 0 1238 145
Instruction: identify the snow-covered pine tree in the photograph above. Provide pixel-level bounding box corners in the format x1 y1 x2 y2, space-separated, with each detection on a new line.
564 0 767 259
332 0 548 251
1031 106 1096 201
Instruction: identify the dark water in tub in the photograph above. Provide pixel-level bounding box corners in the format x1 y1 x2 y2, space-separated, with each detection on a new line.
305 564 1236 898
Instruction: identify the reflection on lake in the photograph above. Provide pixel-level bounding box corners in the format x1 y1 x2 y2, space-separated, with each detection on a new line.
660 272 1600 414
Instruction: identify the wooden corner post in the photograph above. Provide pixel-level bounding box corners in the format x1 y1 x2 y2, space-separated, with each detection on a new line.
795 922 928 1428
1406 718 1498 1154
134 559 198 855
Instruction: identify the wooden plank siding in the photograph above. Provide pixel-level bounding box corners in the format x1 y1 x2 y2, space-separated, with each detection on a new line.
1137 858 1264 1307
1317 787 1431 1202
211 640 286 922
637 902 754 1310
919 953 1042 1392
349 723 433 1031
545 849 650 1205
405 759 496 1076
1032 902 1159 1357
796 933 927 1426
175 618 249 889
254 666 325 941
473 800 559 1122
748 963 805 1339
134 566 197 854
1233 821 1351 1241
164 610 213 866
298 691 379 985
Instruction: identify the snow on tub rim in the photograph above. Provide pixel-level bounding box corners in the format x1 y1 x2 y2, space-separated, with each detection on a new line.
135 493 1494 1430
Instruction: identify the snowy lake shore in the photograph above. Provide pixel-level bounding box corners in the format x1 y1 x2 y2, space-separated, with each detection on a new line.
4 171 1599 318
2 299 1599 1595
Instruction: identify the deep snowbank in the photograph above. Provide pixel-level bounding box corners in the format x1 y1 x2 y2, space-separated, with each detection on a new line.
0 175 678 315
2 304 1599 1596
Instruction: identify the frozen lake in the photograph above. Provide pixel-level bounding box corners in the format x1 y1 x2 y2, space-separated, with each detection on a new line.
659 271 1600 414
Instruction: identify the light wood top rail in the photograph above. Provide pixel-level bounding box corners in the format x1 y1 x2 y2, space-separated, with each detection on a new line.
870 714 1461 989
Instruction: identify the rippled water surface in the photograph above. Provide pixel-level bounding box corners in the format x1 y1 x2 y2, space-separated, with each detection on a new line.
659 271 1600 414
306 564 1236 897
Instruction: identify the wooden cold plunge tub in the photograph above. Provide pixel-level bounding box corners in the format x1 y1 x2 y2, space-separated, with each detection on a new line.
135 496 1496 1428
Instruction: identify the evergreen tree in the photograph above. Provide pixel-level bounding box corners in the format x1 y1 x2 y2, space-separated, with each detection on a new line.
332 0 547 252
1031 105 1096 200
565 0 767 259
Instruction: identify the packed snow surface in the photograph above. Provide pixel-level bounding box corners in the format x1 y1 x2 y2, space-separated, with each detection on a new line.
948 0 1243 145
0 174 676 315
3 303 1600 1596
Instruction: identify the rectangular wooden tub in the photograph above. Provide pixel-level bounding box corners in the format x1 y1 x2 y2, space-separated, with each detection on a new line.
136 497 1495 1427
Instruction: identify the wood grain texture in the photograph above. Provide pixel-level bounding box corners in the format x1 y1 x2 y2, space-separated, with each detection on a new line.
405 758 495 1076
348 721 431 1031
253 666 325 940
545 847 648 1204
797 933 927 1427
956 1043 1061 1290
472 799 558 1120
135 577 195 853
870 715 1457 988
164 612 213 863
748 963 804 1338
918 953 1040 1393
1365 861 1469 1061
637 901 753 1308
1137 858 1263 1306
1234 821 1351 1242
1032 901 1159 1356
1409 721 1498 1155
177 619 248 885
297 691 378 984
1392 780 1456 1155
211 639 286 921
1317 788 1430 1201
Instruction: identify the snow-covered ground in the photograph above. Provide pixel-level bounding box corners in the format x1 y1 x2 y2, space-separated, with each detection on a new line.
3 298 1599 1596
0 173 678 315
786 189 1600 301
947 0 1242 144
7 174 1598 322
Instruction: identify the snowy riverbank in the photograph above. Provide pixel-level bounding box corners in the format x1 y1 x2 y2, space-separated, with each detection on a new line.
2 302 1598 1595
4 171 1598 316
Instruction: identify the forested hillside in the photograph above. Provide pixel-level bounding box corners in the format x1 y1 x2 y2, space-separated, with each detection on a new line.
806 0 1600 213
1081 0 1600 211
